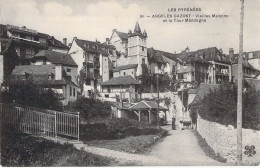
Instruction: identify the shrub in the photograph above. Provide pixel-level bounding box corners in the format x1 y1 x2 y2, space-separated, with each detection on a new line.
191 82 260 130
66 97 112 122
80 118 163 141
1 76 62 111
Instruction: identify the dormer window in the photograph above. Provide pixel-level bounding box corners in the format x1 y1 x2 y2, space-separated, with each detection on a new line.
48 73 54 80
84 43 89 49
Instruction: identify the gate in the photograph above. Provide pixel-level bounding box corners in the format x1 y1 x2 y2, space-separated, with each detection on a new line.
0 103 80 141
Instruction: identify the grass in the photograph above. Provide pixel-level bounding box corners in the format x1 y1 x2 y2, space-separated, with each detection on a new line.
85 135 156 154
1 129 117 166
84 129 168 154
193 130 227 163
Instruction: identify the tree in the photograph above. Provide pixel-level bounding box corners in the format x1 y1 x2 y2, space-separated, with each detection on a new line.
3 75 62 111
78 68 86 94
67 97 112 123
191 82 260 130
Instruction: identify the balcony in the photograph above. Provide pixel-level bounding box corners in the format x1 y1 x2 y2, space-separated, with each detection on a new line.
13 36 48 48
176 65 194 74
84 62 94 68
86 72 94 79
19 53 34 59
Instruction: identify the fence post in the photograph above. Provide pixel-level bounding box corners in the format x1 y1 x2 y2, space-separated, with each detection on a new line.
55 111 57 142
77 112 80 141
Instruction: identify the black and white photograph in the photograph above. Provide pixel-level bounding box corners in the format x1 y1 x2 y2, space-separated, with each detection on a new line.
0 0 259 166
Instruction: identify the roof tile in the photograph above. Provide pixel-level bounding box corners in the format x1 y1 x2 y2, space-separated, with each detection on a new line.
35 50 77 67
101 75 140 85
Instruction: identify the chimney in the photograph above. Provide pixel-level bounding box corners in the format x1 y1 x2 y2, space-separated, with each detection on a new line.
229 48 234 62
63 38 67 46
106 38 109 45
112 29 117 32
55 64 63 80
73 37 77 41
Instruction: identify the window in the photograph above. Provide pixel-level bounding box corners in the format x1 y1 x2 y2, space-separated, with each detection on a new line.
112 61 116 68
66 68 71 72
177 63 180 70
34 36 39 41
158 63 162 69
0 25 3 36
105 94 109 98
142 46 144 51
43 59 46 65
203 52 206 59
95 45 98 50
70 87 72 96
34 48 38 55
20 33 26 39
20 47 26 57
142 58 145 64
124 72 126 76
48 73 54 80
73 88 75 97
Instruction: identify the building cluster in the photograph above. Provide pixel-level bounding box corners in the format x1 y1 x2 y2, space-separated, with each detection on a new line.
1 22 260 123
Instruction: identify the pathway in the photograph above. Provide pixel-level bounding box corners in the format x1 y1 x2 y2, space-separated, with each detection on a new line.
58 126 226 166
148 126 226 166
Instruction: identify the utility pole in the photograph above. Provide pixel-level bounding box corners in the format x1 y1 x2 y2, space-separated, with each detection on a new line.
157 74 160 128
237 0 244 165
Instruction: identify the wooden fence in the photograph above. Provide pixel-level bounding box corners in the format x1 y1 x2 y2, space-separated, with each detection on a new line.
0 103 80 141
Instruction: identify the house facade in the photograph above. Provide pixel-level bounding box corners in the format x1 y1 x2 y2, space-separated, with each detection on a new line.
172 47 232 90
11 50 78 105
12 64 78 105
230 49 260 81
109 22 148 78
147 47 177 75
0 24 68 85
68 37 117 97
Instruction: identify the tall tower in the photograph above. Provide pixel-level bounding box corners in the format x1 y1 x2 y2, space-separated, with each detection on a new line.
127 22 148 77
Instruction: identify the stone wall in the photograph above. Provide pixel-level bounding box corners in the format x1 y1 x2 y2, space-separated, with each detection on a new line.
197 116 260 165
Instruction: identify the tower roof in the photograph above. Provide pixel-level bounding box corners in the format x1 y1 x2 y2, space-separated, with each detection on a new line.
143 29 147 36
134 22 142 34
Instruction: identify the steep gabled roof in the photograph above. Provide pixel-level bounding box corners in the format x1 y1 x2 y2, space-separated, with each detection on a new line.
12 64 55 75
129 100 168 111
114 30 128 41
75 38 115 55
113 64 138 72
189 83 219 106
48 36 69 50
134 22 142 34
12 64 78 87
35 50 77 67
245 79 260 91
176 47 230 64
232 54 260 71
101 75 140 85
147 48 179 64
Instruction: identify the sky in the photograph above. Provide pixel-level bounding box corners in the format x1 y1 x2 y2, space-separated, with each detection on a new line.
0 0 260 54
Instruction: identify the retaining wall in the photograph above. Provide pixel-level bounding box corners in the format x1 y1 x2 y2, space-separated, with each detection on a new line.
197 116 260 165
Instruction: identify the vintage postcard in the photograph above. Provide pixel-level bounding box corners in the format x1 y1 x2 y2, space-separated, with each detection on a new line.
0 0 259 166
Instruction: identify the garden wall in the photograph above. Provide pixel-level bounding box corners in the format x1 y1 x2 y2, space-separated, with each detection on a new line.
197 116 260 165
